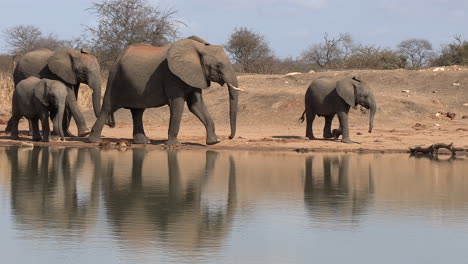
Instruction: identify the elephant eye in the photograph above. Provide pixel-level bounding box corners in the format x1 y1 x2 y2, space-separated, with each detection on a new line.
216 63 222 69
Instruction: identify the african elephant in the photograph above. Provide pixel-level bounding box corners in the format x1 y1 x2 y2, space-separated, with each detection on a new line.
88 36 240 145
5 47 102 137
10 77 67 142
299 77 376 143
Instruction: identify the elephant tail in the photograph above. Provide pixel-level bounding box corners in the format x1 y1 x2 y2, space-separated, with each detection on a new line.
298 110 306 123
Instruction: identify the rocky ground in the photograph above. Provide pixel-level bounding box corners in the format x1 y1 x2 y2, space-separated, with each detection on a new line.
0 66 467 154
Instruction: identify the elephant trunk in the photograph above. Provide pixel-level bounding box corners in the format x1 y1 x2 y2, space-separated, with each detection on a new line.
88 73 102 118
368 100 376 133
227 82 239 139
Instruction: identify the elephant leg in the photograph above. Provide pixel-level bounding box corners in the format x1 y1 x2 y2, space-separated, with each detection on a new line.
187 91 220 145
323 115 335 138
130 108 151 144
4 117 13 133
40 114 50 142
9 115 21 140
306 109 316 140
89 102 116 143
49 109 59 141
31 117 42 142
337 111 351 143
64 87 90 137
166 97 185 146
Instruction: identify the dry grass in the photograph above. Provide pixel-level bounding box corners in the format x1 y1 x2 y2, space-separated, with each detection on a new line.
0 72 14 116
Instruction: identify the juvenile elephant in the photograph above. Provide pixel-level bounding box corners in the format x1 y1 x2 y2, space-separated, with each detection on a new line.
88 36 240 145
10 77 67 142
5 47 102 137
299 77 376 143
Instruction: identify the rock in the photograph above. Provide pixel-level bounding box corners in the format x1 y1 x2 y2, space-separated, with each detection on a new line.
402 90 410 93
463 103 468 107
462 115 468 119
356 132 363 135
446 112 456 119
452 83 461 86
434 123 440 127
412 123 427 130
285 72 302 76
20 142 34 147
432 67 445 72
374 138 383 142
308 70 315 73
435 112 441 117
432 90 437 93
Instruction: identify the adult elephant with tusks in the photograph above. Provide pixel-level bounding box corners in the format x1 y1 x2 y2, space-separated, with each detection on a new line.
5 47 102 137
299 76 376 143
88 36 241 145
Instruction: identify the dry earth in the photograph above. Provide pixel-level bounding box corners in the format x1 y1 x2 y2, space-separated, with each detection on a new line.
0 67 467 154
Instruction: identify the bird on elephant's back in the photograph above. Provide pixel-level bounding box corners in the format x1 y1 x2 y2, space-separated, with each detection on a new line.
299 76 376 143
88 35 241 146
6 47 103 137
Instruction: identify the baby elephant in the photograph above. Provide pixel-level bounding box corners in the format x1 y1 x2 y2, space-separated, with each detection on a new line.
10 77 67 142
299 77 376 143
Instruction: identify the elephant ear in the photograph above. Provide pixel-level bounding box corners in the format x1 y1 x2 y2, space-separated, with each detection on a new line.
33 80 49 106
167 39 209 89
336 79 356 107
47 48 79 85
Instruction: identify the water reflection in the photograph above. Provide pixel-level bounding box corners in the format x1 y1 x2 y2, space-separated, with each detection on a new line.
304 155 374 227
7 146 100 234
1 147 468 263
100 149 237 250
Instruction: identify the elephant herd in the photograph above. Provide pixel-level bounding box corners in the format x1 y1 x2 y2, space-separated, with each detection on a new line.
2 35 377 145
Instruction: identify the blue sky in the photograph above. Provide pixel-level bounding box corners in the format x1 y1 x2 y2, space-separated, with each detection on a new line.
0 0 467 57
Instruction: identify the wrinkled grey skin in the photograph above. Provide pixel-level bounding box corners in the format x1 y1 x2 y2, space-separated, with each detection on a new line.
5 47 102 137
10 77 67 142
299 77 376 143
88 36 239 145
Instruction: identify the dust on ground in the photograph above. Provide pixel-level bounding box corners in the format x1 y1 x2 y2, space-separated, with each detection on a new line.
0 67 467 153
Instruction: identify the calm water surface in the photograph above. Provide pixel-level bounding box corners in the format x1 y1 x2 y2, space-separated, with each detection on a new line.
0 146 467 264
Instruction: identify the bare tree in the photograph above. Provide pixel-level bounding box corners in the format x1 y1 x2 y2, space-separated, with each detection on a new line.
225 27 274 73
431 35 468 66
345 44 406 69
85 0 182 68
3 25 65 56
301 33 352 69
397 38 433 69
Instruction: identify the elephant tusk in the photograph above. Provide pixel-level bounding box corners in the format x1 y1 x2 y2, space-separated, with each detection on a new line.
229 84 244 91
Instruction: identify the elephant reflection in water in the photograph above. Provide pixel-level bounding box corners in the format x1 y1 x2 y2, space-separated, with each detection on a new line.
101 149 237 250
304 155 374 225
7 146 100 233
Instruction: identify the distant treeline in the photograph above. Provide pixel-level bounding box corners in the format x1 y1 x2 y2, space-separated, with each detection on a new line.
1 0 467 74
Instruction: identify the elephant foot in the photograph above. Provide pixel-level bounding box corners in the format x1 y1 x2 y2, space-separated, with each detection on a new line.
341 138 352 143
64 130 76 137
32 136 42 142
88 134 102 143
165 139 181 146
206 136 220 145
306 135 316 140
134 134 151 144
41 137 50 142
323 132 333 139
332 129 342 139
10 135 20 140
50 134 60 141
78 128 91 137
